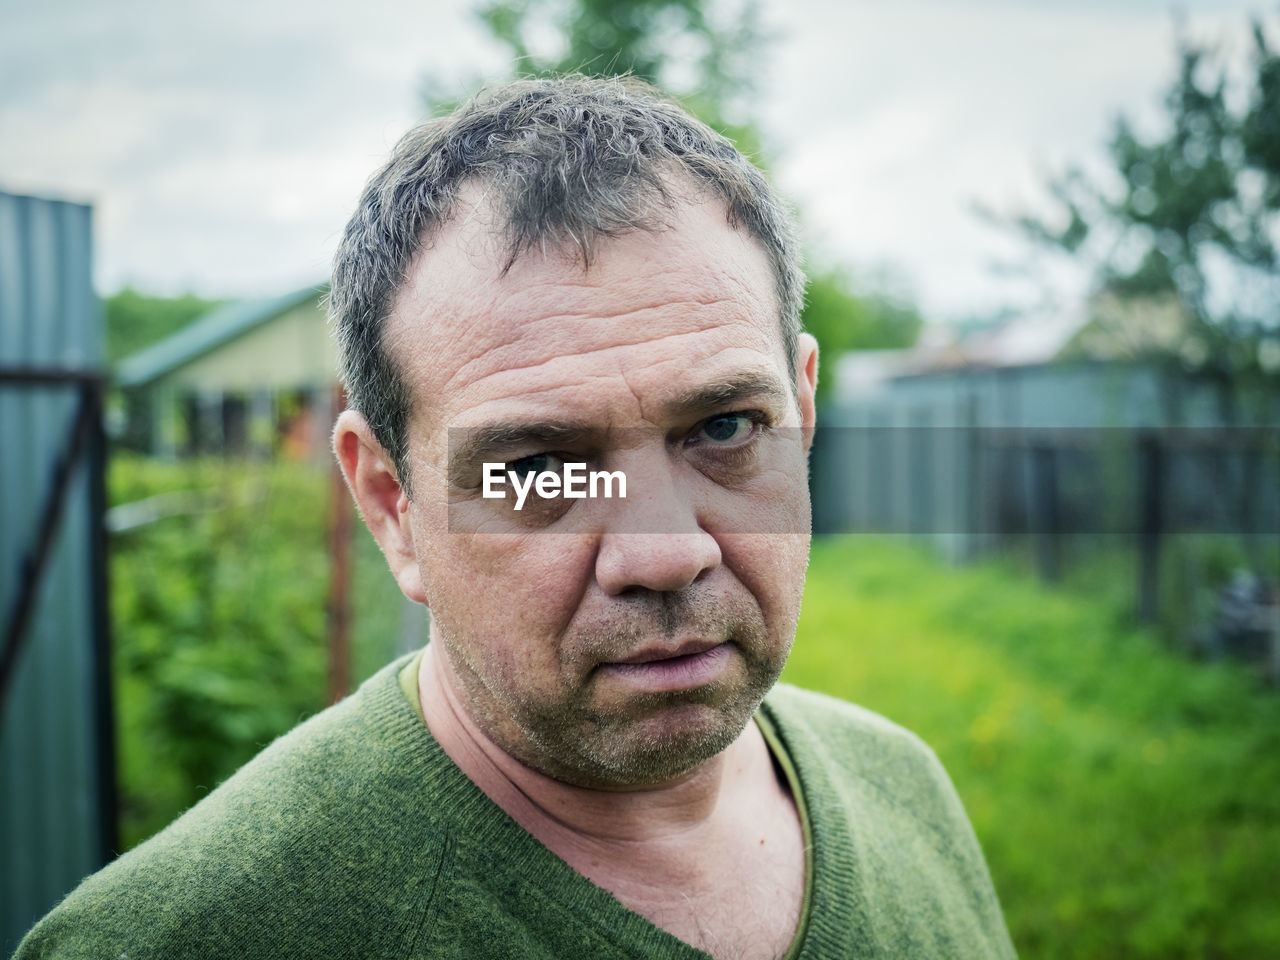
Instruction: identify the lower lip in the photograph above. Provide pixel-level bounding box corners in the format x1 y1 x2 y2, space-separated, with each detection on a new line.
601 643 732 693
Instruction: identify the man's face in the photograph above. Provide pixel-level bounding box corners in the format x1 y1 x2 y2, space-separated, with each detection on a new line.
373 191 817 788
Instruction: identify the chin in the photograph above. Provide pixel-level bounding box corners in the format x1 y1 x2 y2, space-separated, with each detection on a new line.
560 692 766 789
499 645 786 788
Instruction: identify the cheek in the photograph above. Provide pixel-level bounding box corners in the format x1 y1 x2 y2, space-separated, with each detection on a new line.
418 530 598 665
720 532 810 638
703 431 812 536
705 439 811 623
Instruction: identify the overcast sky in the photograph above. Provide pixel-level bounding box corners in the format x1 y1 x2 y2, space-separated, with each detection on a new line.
1 0 1273 322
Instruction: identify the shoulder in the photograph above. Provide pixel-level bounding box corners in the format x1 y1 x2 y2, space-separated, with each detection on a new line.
762 683 1018 957
762 681 942 771
760 682 968 844
15 658 453 960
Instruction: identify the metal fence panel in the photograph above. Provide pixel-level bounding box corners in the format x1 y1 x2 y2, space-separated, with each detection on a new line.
814 363 1280 546
0 190 111 953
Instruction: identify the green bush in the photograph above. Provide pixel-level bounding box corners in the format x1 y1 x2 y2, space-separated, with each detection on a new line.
109 456 403 848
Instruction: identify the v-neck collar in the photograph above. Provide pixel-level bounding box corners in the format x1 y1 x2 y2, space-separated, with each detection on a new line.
393 649 816 958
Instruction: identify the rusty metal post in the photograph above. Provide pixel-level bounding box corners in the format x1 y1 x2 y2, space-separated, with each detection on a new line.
327 385 353 704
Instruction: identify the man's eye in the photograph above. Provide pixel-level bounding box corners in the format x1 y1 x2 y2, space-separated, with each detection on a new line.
506 452 565 482
696 413 759 445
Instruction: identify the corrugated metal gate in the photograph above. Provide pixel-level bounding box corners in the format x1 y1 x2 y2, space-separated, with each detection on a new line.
0 190 115 952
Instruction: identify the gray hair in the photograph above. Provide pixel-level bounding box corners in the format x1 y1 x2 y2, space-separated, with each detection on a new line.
329 74 803 494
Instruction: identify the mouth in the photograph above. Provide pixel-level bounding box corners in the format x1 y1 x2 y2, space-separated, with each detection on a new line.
599 641 732 693
611 638 725 665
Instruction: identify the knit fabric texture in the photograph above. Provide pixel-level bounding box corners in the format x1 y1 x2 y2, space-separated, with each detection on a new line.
14 654 1016 959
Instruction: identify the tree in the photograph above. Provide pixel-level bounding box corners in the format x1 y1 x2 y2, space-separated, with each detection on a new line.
484 0 761 128
802 269 923 406
424 0 764 147
104 288 224 365
1012 18 1280 415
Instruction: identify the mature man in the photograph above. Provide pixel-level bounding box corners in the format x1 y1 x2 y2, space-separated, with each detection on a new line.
16 77 1015 959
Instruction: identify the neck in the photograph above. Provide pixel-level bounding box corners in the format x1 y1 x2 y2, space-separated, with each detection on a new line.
417 641 808 960
418 641 763 845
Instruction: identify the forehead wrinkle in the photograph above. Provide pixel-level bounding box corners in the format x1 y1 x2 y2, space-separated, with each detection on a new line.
475 237 756 320
449 377 643 438
409 275 751 401
439 322 747 402
463 371 620 412
467 287 747 358
630 350 791 424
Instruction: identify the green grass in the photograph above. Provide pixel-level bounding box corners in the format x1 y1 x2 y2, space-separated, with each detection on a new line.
785 536 1280 960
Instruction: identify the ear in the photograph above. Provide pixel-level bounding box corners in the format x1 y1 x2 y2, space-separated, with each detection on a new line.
333 409 427 605
795 332 819 448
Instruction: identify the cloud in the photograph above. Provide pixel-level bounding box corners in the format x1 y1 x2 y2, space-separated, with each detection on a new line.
1 0 1270 310
763 0 1266 318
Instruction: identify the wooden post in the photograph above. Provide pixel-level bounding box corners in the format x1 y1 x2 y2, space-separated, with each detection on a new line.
199 389 224 456
327 385 353 704
151 385 177 460
249 389 274 460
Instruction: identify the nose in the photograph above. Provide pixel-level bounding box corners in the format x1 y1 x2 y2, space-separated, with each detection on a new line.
595 531 722 595
593 455 721 595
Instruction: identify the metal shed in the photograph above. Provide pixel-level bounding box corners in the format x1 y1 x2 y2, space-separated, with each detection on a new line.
0 189 114 952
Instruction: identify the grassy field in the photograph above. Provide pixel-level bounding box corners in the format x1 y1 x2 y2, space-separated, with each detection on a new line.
785 537 1280 960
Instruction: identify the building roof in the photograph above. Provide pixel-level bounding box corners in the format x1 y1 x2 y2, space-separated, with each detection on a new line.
116 283 328 387
833 303 1093 404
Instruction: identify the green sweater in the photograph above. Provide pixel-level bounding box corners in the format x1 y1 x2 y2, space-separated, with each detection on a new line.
15 655 1015 959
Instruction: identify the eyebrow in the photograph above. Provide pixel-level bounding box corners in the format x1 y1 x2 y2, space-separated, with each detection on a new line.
661 370 792 419
447 421 597 484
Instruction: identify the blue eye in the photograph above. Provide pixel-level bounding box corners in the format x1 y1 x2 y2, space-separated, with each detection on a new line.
507 452 564 481
700 414 755 444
